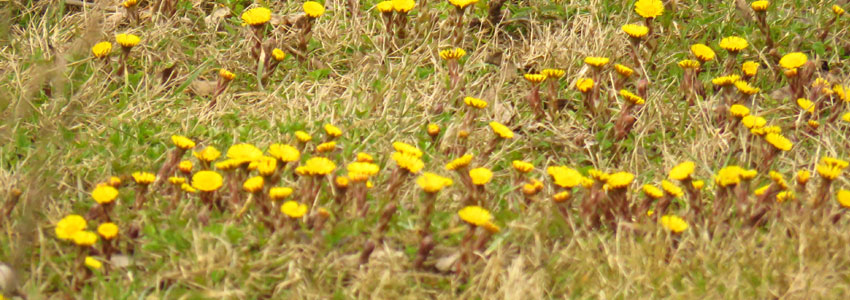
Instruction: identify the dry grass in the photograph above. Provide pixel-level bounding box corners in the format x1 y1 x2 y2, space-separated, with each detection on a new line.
2 0 850 298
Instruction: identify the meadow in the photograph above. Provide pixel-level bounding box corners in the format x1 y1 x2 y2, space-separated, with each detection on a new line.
2 0 850 298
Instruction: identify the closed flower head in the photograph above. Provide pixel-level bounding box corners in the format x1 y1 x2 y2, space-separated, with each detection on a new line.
439 47 466 60
464 97 488 108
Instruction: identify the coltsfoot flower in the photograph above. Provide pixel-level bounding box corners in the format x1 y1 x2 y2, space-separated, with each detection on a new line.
619 89 645 105
729 104 750 117
55 214 87 240
512 160 534 173
622 24 649 38
192 171 224 192
541 68 565 79
606 172 634 189
547 166 583 188
634 0 664 19
268 144 300 162
439 48 466 60
669 161 695 181
779 52 807 70
584 56 610 68
719 36 748 52
751 0 769 12
92 42 112 58
464 97 488 108
690 44 716 62
324 123 342 138
131 172 156 185
614 64 635 77
392 0 415 13
458 205 492 226
446 154 473 170
489 121 514 139
660 215 688 233
523 73 547 84
642 184 664 199
281 201 308 218
97 223 119 240
742 61 759 77
416 172 454 193
115 33 140 48
303 1 325 18
91 185 119 204
241 7 272 26
270 187 294 200
576 78 594 93
469 167 493 185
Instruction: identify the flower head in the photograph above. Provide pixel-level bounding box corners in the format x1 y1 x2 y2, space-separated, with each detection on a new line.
614 64 635 77
742 115 766 129
303 1 325 18
837 190 850 208
541 68 565 79
642 184 664 199
547 166 583 188
439 48 466 60
122 0 138 8
91 184 119 205
391 152 423 173
169 176 186 185
715 166 747 187
171 135 195 150
97 223 119 240
356 152 374 163
316 141 337 153
464 97 488 109
661 180 684 197
576 78 594 93
619 89 645 105
469 167 493 185
92 42 112 58
416 172 454 193
281 201 308 218
584 56 610 68
690 44 716 62
427 124 440 137
712 75 741 87
181 183 197 193
324 124 342 138
270 187 294 201
796 98 815 113
347 162 380 181
622 24 649 38
523 73 547 84
729 104 750 118
178 160 193 174
660 215 688 233
522 179 544 195
448 0 478 9
392 141 423 158
192 171 224 192
719 36 748 52
131 172 156 185
458 205 492 226
377 1 394 12
742 61 759 77
779 52 807 70
834 5 846 15
115 33 140 48
227 143 263 165
678 59 700 69
817 157 848 180
219 69 236 81
751 0 769 12
489 121 514 139
272 48 286 61
796 170 811 185
241 7 271 26
734 80 760 95
764 133 792 151
55 214 87 240
776 191 796 202
392 0 415 13
72 230 98 247
634 0 664 19
553 191 571 202
85 257 103 270
268 144 300 162
191 146 220 163
295 131 312 143
692 180 705 190
669 161 695 181
446 154 473 170
606 172 634 189
298 157 337 176
512 160 534 173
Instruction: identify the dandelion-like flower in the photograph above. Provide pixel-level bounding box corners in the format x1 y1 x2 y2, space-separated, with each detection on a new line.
523 73 547 84
439 48 466 60
243 176 264 193
622 24 649 38
614 64 634 77
281 201 308 218
541 68 565 79
464 97 488 108
227 143 263 164
690 44 716 62
642 184 663 199
241 7 272 26
91 185 119 204
193 146 221 162
719 36 748 53
270 187 294 200
669 161 695 181
796 98 815 113
448 0 478 9
584 56 610 68
742 61 759 77
446 154 473 170
834 5 846 15
91 42 112 58
268 144 300 162
816 157 848 180
660 215 688 233
324 124 342 138
131 172 156 185
764 133 792 151
300 157 337 176
392 141 423 158
391 152 424 173
678 59 700 69
377 1 394 12
606 172 634 189
458 205 492 226
171 135 195 150
392 0 415 13
489 121 514 139
416 172 454 193
742 115 766 128
553 191 571 202
192 171 224 192
97 223 119 240
115 33 140 49
734 80 760 95
85 257 103 270
661 180 684 197
711 75 741 87
837 190 850 208
576 78 594 93
295 131 312 143
547 166 583 188
55 214 87 240
72 230 98 247
779 52 807 70
634 0 664 19
219 69 236 81
303 1 325 18
272 48 286 61
751 0 769 12
316 141 337 153
729 104 750 117
512 160 534 173
356 152 374 163
469 167 493 185
619 89 645 105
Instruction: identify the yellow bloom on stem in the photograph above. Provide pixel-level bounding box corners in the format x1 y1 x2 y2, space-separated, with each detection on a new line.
347 162 380 181
376 1 394 12
606 172 634 189
458 205 492 226
193 146 221 162
91 42 112 58
316 141 337 153
324 124 342 138
751 0 769 12
72 230 98 247
614 64 634 77
115 33 140 48
55 214 87 240
576 78 594 93
837 190 850 208
779 52 807 70
181 183 197 193
270 187 294 200
669 161 695 181
729 104 750 117
584 56 610 67
446 154 473 170
661 180 683 197
416 172 454 193
742 61 759 77
392 0 415 13
97 223 118 240
91 185 119 204
108 176 122 187
541 68 565 79
715 166 746 187
796 98 815 113
734 80 760 95
469 167 493 185
489 121 514 139
522 179 544 195
391 151 424 173
132 172 156 185
754 184 770 196
588 169 609 182
169 176 186 185
295 131 312 143
268 144 300 162
219 68 236 81
243 176 264 193
392 141 423 158
553 191 571 203
660 215 688 233
122 0 138 8
692 180 705 190
619 89 645 105
300 157 337 176
833 5 845 15
691 44 715 62
719 36 748 52
249 157 277 176
281 201 308 218
85 257 103 270
634 0 664 19
427 124 440 137
241 7 272 26
227 143 263 164
742 115 766 129
796 170 811 185
448 0 478 9
547 166 583 189
512 160 534 173
711 75 741 87
356 152 374 163
439 48 466 60
335 176 349 188
272 48 286 61
621 24 649 38
178 160 193 173
776 191 795 202
464 97 488 108
192 171 224 192
808 120 820 129
642 184 664 199
817 157 848 180
524 73 547 84
303 1 325 18
678 59 700 69
764 133 792 151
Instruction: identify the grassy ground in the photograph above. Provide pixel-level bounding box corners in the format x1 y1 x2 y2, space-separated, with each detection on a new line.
2 0 850 298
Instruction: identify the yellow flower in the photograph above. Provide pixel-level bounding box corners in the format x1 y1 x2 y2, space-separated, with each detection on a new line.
55 214 87 240
547 166 583 188
776 191 795 203
734 80 760 95
243 176 264 193
268 144 300 162
324 124 342 138
619 89 645 105
464 97 488 109
742 169 758 180
469 167 493 185
588 169 609 182
439 48 466 60
796 170 811 185
751 0 769 12
73 230 98 247
621 24 649 38
131 172 156 185
392 141 423 158
347 162 380 181
178 160 193 173
719 36 748 52
660 215 688 233
584 56 610 68
457 130 469 138
356 152 374 163
606 172 634 189
270 187 294 200
335 176 350 188
764 133 792 151
553 191 571 203
817 157 848 180
376 1 394 12
742 115 766 129
779 52 807 70
742 61 759 77
833 85 847 102
614 64 634 77
115 33 140 48
796 98 815 113
669 161 695 181
523 73 547 84
300 157 337 176
416 172 454 193
316 141 337 153
446 154 473 170
193 146 221 163
837 190 850 208
690 44 715 62
219 68 236 80
392 0 415 13
108 176 122 187
391 152 423 173
272 48 286 61
715 166 746 187
181 183 197 194
512 160 534 173
241 7 272 26
427 124 440 137
522 179 544 195
692 180 705 190
843 112 850 123
448 0 478 9
85 256 103 270
634 0 664 18
169 176 186 186
91 42 112 58
227 143 263 164
97 223 118 240
729 104 750 118
661 180 683 197
192 171 224 192
754 184 770 196
91 185 119 205
808 120 820 129
833 4 845 15
303 1 325 18
642 184 663 199
122 0 138 8
281 201 308 218
711 75 741 87
541 68 565 79
678 59 700 69
295 130 312 143
458 205 492 226
489 121 514 139
576 78 594 93
252 157 277 176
